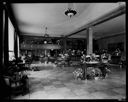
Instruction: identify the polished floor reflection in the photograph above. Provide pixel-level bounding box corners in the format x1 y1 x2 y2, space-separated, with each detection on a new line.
12 62 126 99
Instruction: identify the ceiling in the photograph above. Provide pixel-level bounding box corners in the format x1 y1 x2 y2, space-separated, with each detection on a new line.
70 14 125 39
11 3 126 39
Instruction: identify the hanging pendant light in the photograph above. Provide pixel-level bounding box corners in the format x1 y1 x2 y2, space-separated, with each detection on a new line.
65 3 77 18
43 26 49 44
44 27 49 37
40 26 61 49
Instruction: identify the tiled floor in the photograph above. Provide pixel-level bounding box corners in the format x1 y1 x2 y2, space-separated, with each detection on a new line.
12 63 126 100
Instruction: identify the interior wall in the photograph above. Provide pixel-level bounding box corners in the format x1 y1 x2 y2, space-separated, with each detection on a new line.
97 33 126 53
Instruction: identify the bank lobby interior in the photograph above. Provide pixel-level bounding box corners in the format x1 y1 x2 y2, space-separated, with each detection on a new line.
0 2 126 100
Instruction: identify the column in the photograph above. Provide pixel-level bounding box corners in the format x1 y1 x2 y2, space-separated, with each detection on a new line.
3 4 9 68
14 30 18 60
45 50 47 57
124 34 126 56
63 37 67 53
86 27 93 55
17 34 20 57
1 2 10 99
0 2 5 72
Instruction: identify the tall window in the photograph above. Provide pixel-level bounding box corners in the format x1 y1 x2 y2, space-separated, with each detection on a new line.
8 18 14 61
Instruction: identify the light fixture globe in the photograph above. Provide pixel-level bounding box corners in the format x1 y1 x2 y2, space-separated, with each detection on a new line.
65 8 77 18
44 40 47 44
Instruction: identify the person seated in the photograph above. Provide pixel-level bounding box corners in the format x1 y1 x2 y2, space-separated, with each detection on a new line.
100 51 111 78
111 48 122 64
101 51 110 64
85 55 91 62
64 53 71 65
80 54 86 63
120 52 126 68
95 55 100 61
71 50 75 56
113 48 121 56
91 53 99 61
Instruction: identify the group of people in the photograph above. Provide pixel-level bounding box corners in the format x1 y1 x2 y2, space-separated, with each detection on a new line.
18 48 125 66
65 48 124 63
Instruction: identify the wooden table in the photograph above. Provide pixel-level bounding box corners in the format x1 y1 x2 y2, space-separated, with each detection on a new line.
48 57 56 63
17 63 29 71
82 61 100 80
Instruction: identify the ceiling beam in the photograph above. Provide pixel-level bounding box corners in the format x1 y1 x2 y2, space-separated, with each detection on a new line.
95 31 125 40
65 4 126 38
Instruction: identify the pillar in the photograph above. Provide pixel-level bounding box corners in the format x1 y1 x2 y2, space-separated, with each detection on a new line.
87 27 93 55
14 30 18 60
0 2 4 72
17 34 20 57
63 37 67 53
0 2 9 99
2 4 9 68
124 34 126 54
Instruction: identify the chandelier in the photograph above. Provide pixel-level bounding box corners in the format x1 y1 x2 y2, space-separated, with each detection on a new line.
42 26 61 49
42 27 50 44
65 3 77 18
44 27 49 37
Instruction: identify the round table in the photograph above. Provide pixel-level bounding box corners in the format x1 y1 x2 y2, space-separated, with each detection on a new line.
82 61 100 80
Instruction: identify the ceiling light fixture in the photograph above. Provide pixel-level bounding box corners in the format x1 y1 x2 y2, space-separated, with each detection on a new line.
44 27 49 37
42 26 49 44
65 3 77 18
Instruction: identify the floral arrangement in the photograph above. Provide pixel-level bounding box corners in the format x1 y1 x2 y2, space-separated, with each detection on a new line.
73 68 83 80
80 54 100 64
86 67 102 80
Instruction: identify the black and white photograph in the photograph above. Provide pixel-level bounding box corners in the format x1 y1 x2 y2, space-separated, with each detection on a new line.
0 1 126 100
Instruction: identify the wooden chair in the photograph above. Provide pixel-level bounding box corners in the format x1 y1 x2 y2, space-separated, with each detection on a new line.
3 74 29 97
